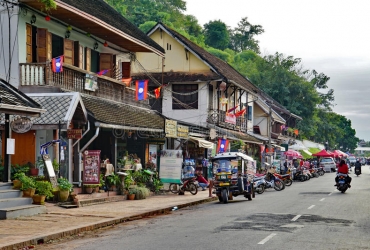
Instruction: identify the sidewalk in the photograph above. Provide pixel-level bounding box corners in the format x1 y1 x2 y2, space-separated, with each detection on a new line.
0 191 217 250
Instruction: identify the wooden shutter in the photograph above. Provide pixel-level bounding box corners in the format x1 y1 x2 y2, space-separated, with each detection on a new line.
36 28 47 63
74 41 83 68
26 24 32 63
46 32 52 61
64 39 74 65
122 62 131 78
85 47 91 71
99 53 113 77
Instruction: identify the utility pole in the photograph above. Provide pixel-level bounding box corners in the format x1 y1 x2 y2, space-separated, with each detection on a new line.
268 104 273 165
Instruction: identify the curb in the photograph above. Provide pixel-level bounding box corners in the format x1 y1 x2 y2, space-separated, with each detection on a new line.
2 196 217 250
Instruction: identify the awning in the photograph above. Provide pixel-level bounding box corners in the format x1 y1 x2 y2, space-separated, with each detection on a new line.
189 137 214 149
27 92 87 129
272 144 286 152
302 149 312 156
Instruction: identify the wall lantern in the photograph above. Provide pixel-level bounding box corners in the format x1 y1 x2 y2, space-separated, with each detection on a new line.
103 41 108 47
30 14 36 24
219 81 227 91
65 30 71 38
93 42 99 50
45 15 51 21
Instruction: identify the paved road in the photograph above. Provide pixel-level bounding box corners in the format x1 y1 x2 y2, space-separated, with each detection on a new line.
39 166 370 250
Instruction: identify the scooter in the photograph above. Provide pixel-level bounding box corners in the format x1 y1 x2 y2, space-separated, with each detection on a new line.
355 167 361 176
336 173 349 193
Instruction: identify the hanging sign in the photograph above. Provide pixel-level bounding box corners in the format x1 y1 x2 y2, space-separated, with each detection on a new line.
10 117 33 133
177 125 189 139
165 119 177 138
83 150 101 184
85 74 98 91
67 129 82 139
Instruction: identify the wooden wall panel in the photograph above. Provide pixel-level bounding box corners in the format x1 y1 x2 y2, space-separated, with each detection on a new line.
11 130 36 166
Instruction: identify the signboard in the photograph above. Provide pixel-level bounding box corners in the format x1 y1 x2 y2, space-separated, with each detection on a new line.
83 150 101 184
165 119 177 138
246 159 257 175
42 154 58 188
159 150 183 184
6 138 15 155
10 117 33 133
149 144 158 170
177 125 189 139
67 129 82 139
225 113 236 124
85 74 98 91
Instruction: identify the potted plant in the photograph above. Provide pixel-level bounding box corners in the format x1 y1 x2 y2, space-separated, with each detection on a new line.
99 174 105 190
12 172 26 190
57 177 73 202
83 184 94 194
33 180 54 205
19 175 36 197
106 173 121 191
134 186 150 200
52 158 60 176
127 188 137 200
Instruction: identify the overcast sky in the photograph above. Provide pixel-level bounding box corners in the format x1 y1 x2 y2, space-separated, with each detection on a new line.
185 0 370 141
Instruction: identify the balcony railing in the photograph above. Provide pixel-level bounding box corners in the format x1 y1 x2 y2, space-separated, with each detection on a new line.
19 62 148 107
207 109 247 132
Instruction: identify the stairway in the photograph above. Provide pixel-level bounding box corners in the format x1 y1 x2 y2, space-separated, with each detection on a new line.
0 183 46 219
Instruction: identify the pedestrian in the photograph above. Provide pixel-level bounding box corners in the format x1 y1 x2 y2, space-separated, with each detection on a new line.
195 171 209 191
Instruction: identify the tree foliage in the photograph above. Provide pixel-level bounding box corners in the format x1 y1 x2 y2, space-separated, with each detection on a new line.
203 20 230 50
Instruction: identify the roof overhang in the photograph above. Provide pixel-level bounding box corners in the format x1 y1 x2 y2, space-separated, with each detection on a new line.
189 136 214 149
20 0 165 57
95 122 163 133
0 103 46 117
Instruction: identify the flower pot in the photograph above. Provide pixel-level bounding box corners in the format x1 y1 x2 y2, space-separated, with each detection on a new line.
59 190 70 202
12 179 22 189
128 194 135 200
32 194 46 205
30 168 39 176
23 188 36 197
85 187 93 194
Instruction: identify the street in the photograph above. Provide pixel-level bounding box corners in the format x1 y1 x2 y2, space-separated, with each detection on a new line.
39 167 370 250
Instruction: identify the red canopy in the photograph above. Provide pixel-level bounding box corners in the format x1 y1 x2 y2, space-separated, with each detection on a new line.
312 149 333 157
284 149 303 158
332 150 344 157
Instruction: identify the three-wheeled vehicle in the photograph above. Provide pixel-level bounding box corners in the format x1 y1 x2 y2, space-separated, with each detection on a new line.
211 152 256 204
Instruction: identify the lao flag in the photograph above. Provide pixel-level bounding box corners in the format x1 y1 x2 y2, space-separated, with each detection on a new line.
217 139 229 153
136 80 148 101
97 69 110 76
52 56 63 73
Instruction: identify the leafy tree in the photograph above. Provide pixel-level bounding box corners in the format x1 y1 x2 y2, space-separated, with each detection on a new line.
229 17 264 53
139 21 157 33
205 47 233 63
203 20 230 50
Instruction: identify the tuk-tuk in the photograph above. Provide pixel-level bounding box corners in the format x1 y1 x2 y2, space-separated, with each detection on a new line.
211 152 256 204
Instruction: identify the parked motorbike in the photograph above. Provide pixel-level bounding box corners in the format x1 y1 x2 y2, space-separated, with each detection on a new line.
316 167 325 176
293 169 306 182
264 173 285 191
169 176 198 195
336 173 349 193
274 173 293 186
253 176 267 194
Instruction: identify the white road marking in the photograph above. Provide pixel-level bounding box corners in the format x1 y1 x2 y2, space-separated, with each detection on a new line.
320 198 325 201
329 192 333 195
291 215 301 221
308 205 315 209
258 233 277 245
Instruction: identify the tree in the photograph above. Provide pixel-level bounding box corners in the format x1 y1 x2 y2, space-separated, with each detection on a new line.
203 20 230 50
229 17 264 53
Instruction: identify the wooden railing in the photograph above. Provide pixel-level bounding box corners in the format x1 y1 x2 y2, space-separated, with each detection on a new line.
19 62 148 107
207 109 247 132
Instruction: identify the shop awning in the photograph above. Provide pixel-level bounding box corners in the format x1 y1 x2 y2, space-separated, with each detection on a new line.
272 144 286 152
207 124 263 144
81 93 164 132
27 92 87 129
189 137 214 149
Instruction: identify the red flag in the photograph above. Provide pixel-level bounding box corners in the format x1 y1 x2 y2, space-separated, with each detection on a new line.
52 56 64 73
122 78 132 87
235 108 246 117
154 87 161 99
227 105 239 113
97 69 110 76
136 80 148 100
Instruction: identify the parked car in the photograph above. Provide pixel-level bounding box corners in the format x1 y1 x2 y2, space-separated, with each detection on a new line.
320 157 336 172
359 157 366 165
348 156 356 167
366 158 370 165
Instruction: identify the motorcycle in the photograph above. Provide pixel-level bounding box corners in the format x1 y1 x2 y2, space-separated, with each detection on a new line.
355 167 361 176
274 173 293 186
169 176 198 195
316 167 325 176
336 173 349 193
253 176 267 194
264 173 285 191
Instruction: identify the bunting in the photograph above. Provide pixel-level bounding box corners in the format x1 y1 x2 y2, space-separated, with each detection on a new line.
52 56 64 73
154 86 161 99
136 80 148 101
217 138 229 153
97 69 110 76
234 108 246 117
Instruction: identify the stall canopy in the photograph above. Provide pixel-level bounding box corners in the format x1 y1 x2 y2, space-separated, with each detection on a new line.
189 137 214 149
312 149 333 157
284 149 303 158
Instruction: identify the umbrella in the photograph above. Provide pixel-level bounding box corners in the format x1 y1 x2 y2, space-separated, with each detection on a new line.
312 149 334 157
284 149 303 158
332 150 345 157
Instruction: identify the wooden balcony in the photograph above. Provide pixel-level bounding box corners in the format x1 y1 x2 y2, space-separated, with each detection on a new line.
207 109 247 132
19 62 148 107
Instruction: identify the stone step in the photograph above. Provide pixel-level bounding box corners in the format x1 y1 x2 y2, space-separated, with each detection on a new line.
0 204 46 219
0 183 12 190
0 197 33 209
0 190 22 199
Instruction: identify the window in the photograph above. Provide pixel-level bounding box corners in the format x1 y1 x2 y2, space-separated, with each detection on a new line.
248 106 252 120
172 84 198 109
52 34 64 59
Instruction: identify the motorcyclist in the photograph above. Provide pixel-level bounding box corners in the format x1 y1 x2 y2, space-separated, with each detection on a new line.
335 159 352 187
354 159 362 174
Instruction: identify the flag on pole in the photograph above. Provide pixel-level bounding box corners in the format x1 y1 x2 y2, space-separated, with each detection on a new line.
154 86 161 99
122 78 132 87
52 56 64 73
136 80 148 100
97 69 110 76
234 108 246 117
217 138 229 153
227 105 239 113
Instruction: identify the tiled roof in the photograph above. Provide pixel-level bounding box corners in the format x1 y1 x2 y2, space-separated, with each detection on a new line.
0 78 41 108
61 0 164 54
81 94 164 130
132 72 221 86
152 23 261 94
27 93 86 126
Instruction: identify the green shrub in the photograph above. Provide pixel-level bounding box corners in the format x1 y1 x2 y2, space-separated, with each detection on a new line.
57 177 73 191
35 181 54 198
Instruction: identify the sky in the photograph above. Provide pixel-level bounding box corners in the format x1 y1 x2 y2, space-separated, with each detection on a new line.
185 0 370 141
